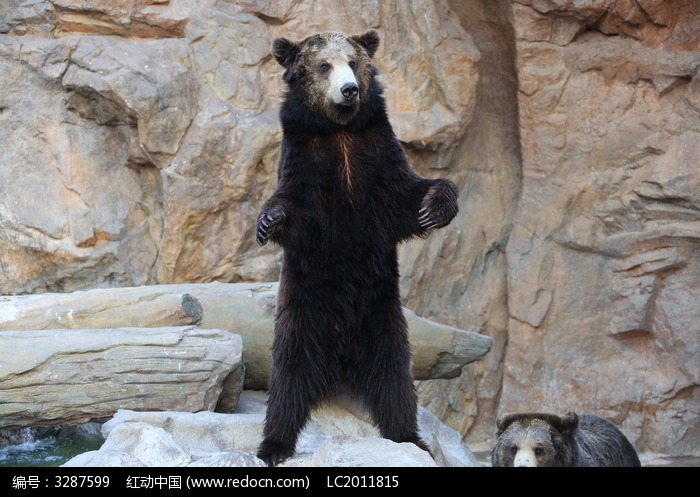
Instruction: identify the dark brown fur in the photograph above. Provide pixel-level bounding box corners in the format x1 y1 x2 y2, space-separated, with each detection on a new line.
255 30 459 466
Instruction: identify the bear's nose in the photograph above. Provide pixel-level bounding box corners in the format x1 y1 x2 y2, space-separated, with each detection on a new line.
341 82 359 99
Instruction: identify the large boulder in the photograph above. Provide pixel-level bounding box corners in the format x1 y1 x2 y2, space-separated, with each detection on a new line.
0 326 243 429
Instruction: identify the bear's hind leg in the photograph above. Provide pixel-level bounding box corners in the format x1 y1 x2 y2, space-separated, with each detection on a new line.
257 395 302 467
257 368 322 466
359 356 430 454
257 309 338 466
353 308 431 456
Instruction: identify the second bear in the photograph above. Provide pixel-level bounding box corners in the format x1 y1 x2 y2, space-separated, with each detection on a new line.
490 411 641 467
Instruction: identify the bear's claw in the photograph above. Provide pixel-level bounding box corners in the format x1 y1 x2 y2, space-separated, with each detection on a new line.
256 206 286 246
418 180 459 233
418 206 442 231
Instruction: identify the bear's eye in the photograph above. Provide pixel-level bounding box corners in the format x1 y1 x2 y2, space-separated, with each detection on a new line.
510 446 517 455
349 60 357 71
534 447 544 456
319 62 331 73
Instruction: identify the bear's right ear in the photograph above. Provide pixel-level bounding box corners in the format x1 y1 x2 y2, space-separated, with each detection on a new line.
352 30 380 59
272 38 300 68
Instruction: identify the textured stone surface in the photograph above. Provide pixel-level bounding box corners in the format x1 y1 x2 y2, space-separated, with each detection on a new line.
501 0 700 457
413 0 521 453
0 0 478 293
0 326 243 429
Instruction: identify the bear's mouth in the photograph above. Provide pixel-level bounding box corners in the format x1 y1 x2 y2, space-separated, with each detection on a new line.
330 101 360 125
338 96 359 107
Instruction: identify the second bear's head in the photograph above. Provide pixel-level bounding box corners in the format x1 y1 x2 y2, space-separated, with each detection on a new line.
272 30 381 126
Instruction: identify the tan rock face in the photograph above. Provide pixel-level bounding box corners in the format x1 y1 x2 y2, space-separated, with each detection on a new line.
504 0 700 456
1 0 698 457
0 0 478 291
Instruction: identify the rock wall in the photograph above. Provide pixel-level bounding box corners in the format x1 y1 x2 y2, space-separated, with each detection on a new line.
0 0 697 456
504 0 700 457
0 0 478 293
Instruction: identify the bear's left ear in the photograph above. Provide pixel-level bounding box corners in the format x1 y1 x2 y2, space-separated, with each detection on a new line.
272 37 300 68
352 30 380 59
495 414 518 434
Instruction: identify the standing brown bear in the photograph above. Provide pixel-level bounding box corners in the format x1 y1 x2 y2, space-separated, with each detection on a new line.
255 30 459 467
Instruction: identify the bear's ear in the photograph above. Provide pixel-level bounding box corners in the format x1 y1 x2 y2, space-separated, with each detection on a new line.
352 30 380 58
495 414 518 434
551 412 579 434
272 38 300 68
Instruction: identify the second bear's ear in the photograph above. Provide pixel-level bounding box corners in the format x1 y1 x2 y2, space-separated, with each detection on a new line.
272 38 300 68
495 414 517 434
552 412 579 434
352 30 380 58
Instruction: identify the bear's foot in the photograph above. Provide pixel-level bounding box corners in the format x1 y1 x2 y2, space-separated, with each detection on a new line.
407 437 434 460
257 440 295 467
414 439 431 453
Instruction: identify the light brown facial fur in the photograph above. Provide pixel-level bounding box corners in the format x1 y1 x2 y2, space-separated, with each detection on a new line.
273 31 379 125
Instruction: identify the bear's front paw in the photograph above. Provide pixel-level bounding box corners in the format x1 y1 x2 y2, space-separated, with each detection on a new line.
418 180 459 233
256 206 286 246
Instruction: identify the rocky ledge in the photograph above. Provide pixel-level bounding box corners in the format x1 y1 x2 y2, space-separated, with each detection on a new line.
62 391 479 468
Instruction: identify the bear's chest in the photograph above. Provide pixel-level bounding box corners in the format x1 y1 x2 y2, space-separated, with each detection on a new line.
285 130 396 246
308 132 377 198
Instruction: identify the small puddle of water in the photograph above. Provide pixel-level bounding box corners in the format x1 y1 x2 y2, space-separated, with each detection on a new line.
0 425 104 467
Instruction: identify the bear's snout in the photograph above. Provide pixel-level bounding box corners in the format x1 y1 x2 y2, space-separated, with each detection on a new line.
514 449 538 467
341 82 359 100
328 61 359 107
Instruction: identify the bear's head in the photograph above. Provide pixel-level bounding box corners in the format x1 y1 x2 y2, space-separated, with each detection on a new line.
490 412 579 467
272 30 380 126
